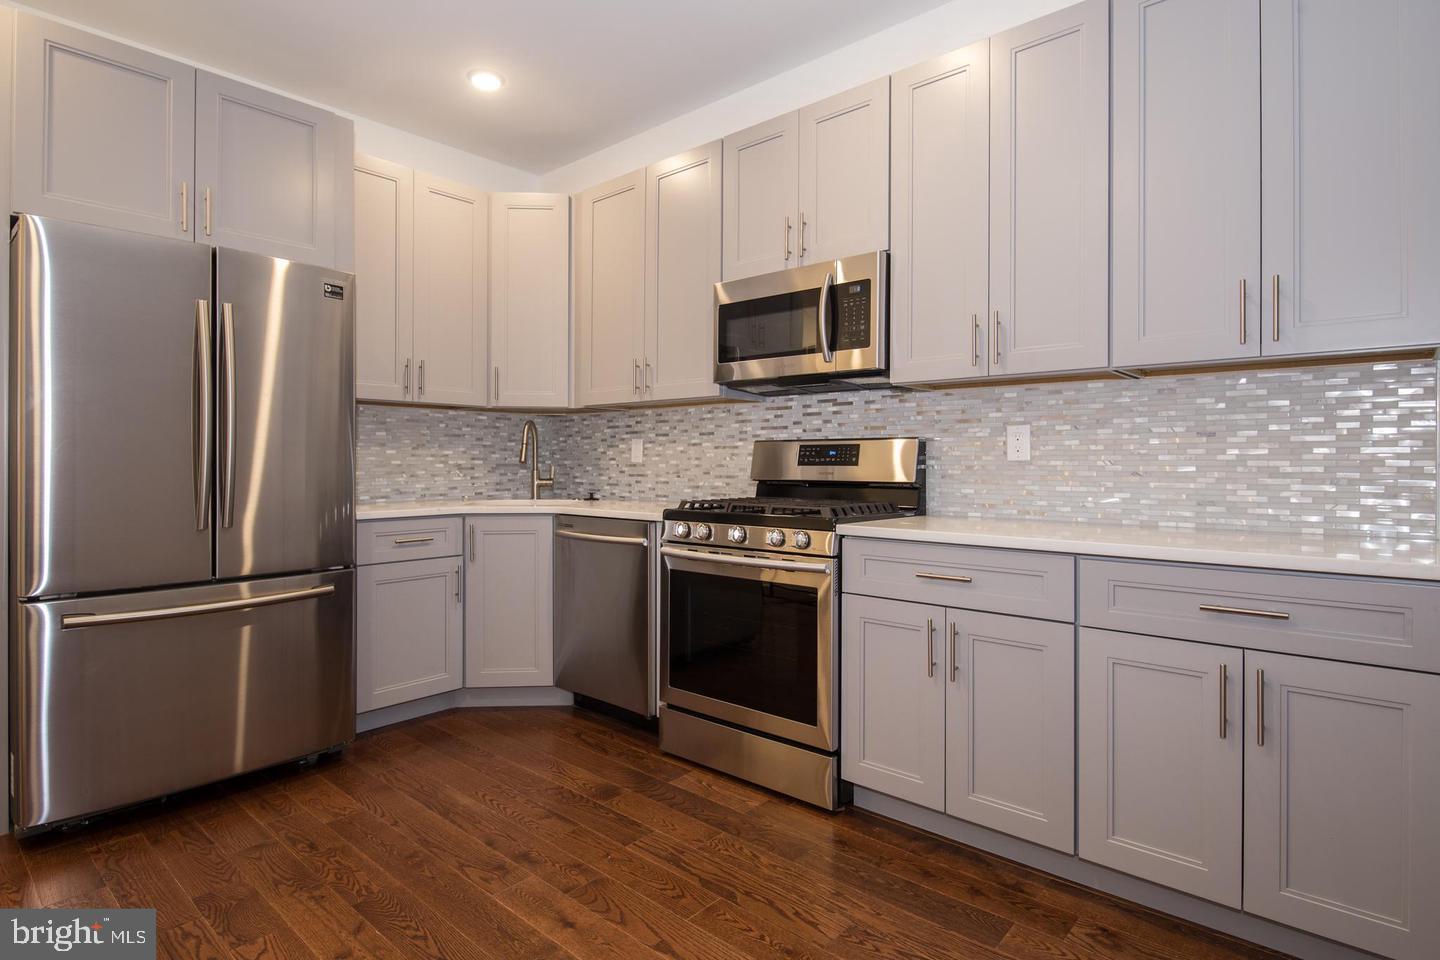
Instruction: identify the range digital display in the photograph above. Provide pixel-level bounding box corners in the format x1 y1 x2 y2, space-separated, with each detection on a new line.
797 443 860 466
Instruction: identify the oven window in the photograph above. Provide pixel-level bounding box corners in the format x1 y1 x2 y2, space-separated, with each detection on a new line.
717 288 821 363
667 568 819 728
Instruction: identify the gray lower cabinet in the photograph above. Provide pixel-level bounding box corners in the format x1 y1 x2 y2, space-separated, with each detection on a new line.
356 555 463 713
1078 628 1244 907
1245 651 1440 960
842 593 1075 853
464 516 555 687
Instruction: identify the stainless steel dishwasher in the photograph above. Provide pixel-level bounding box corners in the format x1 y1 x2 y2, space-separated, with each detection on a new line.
554 515 658 717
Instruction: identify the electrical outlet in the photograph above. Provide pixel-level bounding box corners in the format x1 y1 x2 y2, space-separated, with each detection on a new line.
630 438 644 464
1007 424 1031 462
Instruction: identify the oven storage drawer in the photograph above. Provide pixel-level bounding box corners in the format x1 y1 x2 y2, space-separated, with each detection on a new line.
842 538 1074 622
358 517 464 565
1079 559 1440 673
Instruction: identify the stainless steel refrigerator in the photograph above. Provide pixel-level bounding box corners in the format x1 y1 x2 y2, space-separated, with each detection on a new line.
9 214 356 833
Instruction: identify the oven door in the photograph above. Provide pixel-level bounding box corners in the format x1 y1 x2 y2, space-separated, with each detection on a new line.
714 251 886 385
660 544 837 751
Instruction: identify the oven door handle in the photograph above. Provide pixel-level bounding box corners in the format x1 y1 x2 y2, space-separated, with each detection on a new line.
660 545 832 575
817 270 835 363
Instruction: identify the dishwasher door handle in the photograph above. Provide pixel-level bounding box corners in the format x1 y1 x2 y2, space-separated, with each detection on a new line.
556 529 649 547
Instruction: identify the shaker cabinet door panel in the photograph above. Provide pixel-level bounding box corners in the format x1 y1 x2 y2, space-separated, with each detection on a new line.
989 0 1110 376
797 78 889 265
841 595 946 811
353 155 414 402
465 517 555 688
889 42 990 385
946 611 1074 853
575 170 646 406
1245 652 1440 960
1261 0 1440 356
645 142 723 403
195 71 338 266
357 557 463 713
1077 629 1243 907
12 14 195 240
413 173 489 407
1111 0 1261 367
490 193 571 408
722 112 799 281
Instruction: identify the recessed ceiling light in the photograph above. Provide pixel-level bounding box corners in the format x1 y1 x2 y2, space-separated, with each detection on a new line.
467 70 505 93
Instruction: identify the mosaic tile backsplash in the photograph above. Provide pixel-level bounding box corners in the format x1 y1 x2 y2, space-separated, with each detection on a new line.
358 359 1438 540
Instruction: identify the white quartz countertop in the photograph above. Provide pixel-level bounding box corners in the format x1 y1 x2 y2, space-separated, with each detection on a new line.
356 498 671 523
839 516 1440 581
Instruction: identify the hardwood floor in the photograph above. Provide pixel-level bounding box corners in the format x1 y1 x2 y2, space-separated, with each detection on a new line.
1 707 1293 960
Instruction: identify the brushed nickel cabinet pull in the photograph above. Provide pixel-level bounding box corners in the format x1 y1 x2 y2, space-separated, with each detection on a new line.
1271 274 1280 341
1199 603 1290 621
1256 668 1265 747
971 314 980 367
949 621 959 682
993 311 1001 366
1239 278 1247 345
454 566 461 603
469 524 476 562
392 536 434 545
180 181 189 233
926 618 935 679
784 215 792 262
493 365 500 403
403 358 410 395
645 360 652 393
1219 662 1228 739
418 360 425 396
915 571 973 584
799 213 808 257
204 187 212 237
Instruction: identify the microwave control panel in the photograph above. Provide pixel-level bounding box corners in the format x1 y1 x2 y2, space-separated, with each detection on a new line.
834 280 871 349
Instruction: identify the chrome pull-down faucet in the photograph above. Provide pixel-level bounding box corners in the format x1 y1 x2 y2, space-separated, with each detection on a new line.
519 419 555 499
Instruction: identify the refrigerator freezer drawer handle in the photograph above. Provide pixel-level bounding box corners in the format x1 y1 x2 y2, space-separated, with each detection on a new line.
60 584 336 629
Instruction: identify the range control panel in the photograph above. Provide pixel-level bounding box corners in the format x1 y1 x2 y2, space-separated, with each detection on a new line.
797 443 860 466
833 279 872 350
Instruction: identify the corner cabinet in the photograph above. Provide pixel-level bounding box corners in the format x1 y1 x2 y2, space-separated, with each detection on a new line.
356 557 464 712
464 516 555 687
489 193 571 409
353 154 414 402
574 169 647 406
413 173 489 406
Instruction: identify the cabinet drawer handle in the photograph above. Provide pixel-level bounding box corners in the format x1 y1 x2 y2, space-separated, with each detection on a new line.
1218 662 1228 739
392 536 435 545
1198 603 1290 621
1256 668 1265 747
915 571 973 583
926 618 936 679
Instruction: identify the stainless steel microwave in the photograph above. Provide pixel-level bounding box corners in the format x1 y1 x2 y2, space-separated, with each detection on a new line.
714 251 887 391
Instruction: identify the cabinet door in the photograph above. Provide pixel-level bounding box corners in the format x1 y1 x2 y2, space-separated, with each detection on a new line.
989 0 1110 376
413 173 488 406
797 78 889 264
490 193 571 409
465 517 555 687
1078 629 1243 907
645 142 723 403
356 557 463 712
841 595 945 811
1245 652 1440 960
12 14 194 240
353 155 414 402
722 112 799 280
1261 0 1440 356
889 42 990 384
195 71 338 266
946 611 1074 853
1111 0 1260 367
575 170 646 406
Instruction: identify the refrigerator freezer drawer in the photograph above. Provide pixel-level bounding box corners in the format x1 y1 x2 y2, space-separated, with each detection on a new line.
11 569 355 831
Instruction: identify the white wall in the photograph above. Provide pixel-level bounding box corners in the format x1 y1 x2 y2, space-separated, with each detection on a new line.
540 0 1071 194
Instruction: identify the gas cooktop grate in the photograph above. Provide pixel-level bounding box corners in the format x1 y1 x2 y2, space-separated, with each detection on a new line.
673 497 903 519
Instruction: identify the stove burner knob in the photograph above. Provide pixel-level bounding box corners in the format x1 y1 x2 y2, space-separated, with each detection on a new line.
766 528 786 548
671 521 691 539
727 525 748 544
793 531 812 550
694 523 713 541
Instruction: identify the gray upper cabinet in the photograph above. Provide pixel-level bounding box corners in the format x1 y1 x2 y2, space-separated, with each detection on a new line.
414 172 489 407
195 71 340 267
489 193 571 409
797 77 889 264
722 112 799 281
575 170 646 406
1111 0 1261 367
353 154 414 402
889 42 990 385
1078 628 1243 907
645 142 723 403
1245 651 1440 960
988 0 1110 376
1261 0 1440 357
12 14 195 240
464 516 555 687
356 555 463 713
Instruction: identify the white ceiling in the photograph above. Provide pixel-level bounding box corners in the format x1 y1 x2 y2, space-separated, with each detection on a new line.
19 0 953 173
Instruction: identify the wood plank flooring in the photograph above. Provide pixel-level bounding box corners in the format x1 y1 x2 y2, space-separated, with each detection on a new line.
0 707 1294 960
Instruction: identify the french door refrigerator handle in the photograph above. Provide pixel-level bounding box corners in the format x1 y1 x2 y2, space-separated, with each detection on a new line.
193 299 213 530
219 302 237 529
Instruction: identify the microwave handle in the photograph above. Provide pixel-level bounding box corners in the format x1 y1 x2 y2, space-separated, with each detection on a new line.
817 270 835 363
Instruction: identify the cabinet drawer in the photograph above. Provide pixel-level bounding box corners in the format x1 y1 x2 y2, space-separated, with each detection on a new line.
358 517 463 564
1079 559 1440 673
842 538 1074 622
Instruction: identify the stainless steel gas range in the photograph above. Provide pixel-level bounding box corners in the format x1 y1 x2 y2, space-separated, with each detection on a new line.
658 437 926 809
